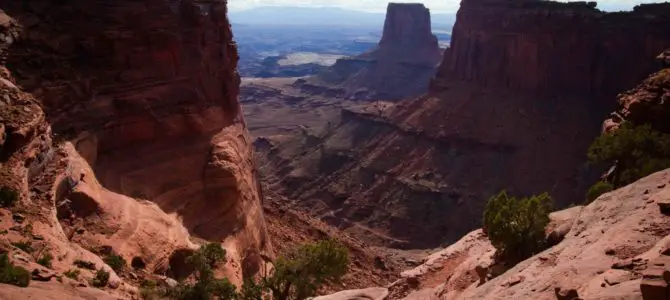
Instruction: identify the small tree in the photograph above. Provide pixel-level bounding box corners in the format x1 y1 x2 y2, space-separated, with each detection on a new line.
167 243 234 300
483 191 552 262
92 269 110 288
585 181 614 203
588 123 670 186
104 254 126 272
263 239 349 300
37 252 54 268
63 269 80 280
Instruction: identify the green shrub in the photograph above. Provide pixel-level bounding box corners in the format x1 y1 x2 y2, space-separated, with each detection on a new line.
0 187 18 208
73 259 96 270
588 123 670 186
63 269 80 280
139 280 162 300
586 181 614 203
92 269 110 288
37 252 53 268
187 243 226 271
210 278 238 299
11 241 33 253
104 254 126 272
483 191 553 262
239 278 264 300
164 240 350 300
0 253 30 287
264 239 349 300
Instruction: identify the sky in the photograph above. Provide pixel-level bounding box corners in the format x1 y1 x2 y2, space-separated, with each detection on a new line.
227 0 667 13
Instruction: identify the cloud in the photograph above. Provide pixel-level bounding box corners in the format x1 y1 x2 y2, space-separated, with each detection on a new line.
228 0 667 13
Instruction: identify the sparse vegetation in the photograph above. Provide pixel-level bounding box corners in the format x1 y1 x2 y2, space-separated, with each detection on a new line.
588 123 670 187
483 191 553 262
74 259 96 270
167 243 233 300
104 254 126 272
0 253 30 287
11 241 33 253
0 186 18 208
140 280 163 300
159 240 349 300
263 239 349 300
92 269 110 288
586 181 614 203
37 252 54 268
63 269 80 280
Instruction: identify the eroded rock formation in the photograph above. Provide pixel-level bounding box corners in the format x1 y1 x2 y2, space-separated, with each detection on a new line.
315 168 670 299
437 0 670 100
258 0 670 248
294 3 442 101
0 0 270 297
603 51 670 133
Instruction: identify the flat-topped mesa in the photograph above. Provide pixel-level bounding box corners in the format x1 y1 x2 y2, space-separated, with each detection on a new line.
435 0 670 99
375 3 441 64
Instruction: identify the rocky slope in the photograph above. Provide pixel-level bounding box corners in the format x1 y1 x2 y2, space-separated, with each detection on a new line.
294 3 442 101
257 0 670 249
0 0 270 297
315 167 670 300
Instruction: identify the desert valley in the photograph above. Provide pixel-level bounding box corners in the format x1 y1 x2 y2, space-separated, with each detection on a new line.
0 0 669 300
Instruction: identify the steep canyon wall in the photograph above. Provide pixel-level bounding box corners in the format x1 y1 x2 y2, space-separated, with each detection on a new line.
260 0 670 248
0 0 269 294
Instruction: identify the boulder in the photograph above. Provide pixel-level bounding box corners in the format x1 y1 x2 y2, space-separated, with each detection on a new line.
641 255 670 299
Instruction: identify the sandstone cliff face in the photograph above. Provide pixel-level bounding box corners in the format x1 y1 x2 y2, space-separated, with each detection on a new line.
0 0 269 296
258 0 670 248
437 0 670 100
295 3 442 101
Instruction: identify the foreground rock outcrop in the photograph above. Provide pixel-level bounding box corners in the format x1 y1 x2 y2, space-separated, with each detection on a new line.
294 3 442 101
0 0 269 297
257 0 670 248
315 168 670 299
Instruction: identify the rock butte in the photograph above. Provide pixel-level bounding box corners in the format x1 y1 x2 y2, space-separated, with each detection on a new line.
294 3 443 101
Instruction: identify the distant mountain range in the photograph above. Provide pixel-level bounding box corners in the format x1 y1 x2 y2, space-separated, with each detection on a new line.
229 6 455 29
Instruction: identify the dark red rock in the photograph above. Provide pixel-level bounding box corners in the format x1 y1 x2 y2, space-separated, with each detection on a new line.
436 0 670 101
263 0 670 248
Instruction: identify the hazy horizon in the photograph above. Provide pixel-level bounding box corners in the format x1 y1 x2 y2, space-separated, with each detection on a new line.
228 0 670 14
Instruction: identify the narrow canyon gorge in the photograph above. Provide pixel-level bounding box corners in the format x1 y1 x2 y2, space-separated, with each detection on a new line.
0 0 668 299
256 0 670 249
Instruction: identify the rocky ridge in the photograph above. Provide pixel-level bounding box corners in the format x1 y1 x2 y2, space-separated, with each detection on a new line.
0 0 270 297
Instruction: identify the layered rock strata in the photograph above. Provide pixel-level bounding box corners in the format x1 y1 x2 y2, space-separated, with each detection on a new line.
258 0 670 248
0 0 270 296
